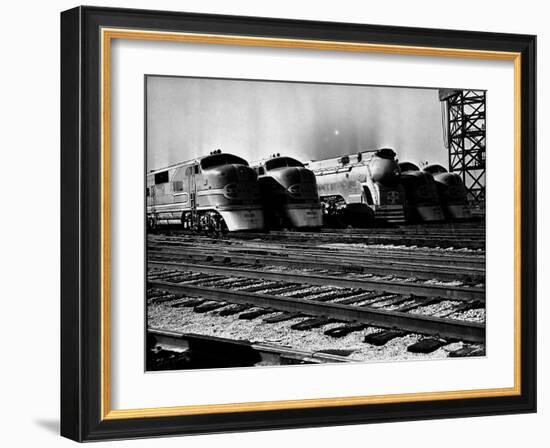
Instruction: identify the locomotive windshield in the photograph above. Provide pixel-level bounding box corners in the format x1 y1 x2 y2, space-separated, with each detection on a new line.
374 148 397 159
265 157 303 171
423 164 448 174
399 162 420 172
200 153 249 170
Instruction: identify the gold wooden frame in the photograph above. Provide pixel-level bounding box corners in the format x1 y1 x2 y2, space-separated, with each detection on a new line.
99 27 522 421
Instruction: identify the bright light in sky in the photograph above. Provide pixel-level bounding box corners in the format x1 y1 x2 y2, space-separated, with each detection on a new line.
334 130 340 136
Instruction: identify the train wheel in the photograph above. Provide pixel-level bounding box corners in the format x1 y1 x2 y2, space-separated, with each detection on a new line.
181 212 193 230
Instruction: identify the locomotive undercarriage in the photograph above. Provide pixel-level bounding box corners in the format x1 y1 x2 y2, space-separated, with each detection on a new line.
320 195 375 228
182 210 228 233
147 209 228 233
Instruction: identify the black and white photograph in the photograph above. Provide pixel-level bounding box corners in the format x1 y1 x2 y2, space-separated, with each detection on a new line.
52 3 539 443
145 76 486 371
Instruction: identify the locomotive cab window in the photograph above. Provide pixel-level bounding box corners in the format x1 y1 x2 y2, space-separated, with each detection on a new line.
424 164 448 174
201 154 248 170
399 162 420 172
265 157 303 171
154 171 169 184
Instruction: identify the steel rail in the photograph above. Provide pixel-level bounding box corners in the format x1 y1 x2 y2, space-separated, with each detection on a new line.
237 230 484 241
148 247 485 282
149 230 485 246
147 260 485 301
148 328 355 364
270 228 486 237
148 241 485 268
148 281 485 343
240 236 485 250
148 237 486 266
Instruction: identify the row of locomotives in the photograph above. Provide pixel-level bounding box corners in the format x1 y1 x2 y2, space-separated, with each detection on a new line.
252 155 323 230
422 164 473 220
398 162 445 222
305 148 406 227
146 151 264 232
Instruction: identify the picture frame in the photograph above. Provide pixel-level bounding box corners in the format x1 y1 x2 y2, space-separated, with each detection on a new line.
60 5 536 442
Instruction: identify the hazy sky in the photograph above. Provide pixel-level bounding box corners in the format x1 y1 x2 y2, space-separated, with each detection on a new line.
146 76 448 171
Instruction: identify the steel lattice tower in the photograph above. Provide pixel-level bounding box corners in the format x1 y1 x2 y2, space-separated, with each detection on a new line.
439 90 486 205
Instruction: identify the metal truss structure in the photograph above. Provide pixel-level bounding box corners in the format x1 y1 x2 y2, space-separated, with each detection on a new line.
439 89 486 205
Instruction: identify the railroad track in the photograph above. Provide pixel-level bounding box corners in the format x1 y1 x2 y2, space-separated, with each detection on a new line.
148 234 485 282
147 222 486 363
148 328 356 368
148 244 484 283
148 260 484 301
149 234 485 262
237 231 485 249
147 263 485 345
151 224 485 249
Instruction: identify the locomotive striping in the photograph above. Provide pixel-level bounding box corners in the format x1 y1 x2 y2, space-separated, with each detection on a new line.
148 261 485 301
148 280 485 343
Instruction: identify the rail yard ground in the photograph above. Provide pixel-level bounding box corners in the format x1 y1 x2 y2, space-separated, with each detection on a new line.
146 220 485 370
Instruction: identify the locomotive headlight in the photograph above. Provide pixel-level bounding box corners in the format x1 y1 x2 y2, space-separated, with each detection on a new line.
287 184 302 198
223 183 239 199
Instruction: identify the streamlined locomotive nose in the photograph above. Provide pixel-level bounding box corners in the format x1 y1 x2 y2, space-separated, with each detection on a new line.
208 164 257 187
273 166 318 200
368 157 401 185
272 166 315 187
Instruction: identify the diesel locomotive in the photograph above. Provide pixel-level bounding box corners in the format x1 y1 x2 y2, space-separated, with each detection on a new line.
252 155 323 229
146 150 264 231
423 164 472 220
399 162 445 222
306 148 406 225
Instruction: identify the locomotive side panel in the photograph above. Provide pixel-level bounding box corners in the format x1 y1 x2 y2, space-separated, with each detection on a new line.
146 164 195 227
147 153 265 231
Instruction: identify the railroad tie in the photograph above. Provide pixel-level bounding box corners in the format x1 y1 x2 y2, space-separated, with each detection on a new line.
448 345 485 358
217 304 249 316
193 301 227 313
263 312 303 324
308 290 354 303
238 308 273 320
291 318 336 331
337 291 385 305
397 296 441 312
364 329 408 346
170 298 204 308
407 338 448 353
239 282 280 293
324 324 366 338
